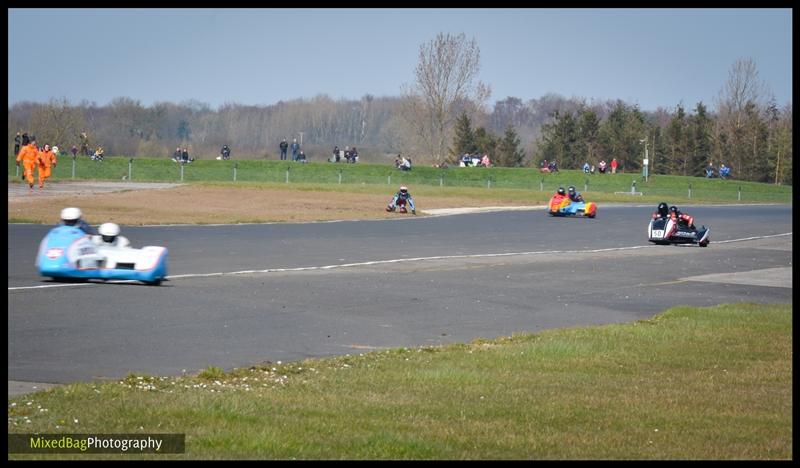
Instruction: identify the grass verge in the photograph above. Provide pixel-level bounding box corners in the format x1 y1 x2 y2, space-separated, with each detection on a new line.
9 156 793 203
8 302 792 459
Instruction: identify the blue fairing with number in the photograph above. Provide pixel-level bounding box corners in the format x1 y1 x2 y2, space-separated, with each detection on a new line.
36 226 168 284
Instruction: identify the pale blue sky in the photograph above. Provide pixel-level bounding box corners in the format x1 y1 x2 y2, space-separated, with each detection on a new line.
7 8 793 111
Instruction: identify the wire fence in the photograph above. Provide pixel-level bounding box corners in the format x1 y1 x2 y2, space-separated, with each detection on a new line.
9 156 793 203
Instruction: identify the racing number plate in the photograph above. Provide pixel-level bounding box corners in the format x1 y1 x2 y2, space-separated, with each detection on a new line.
651 230 665 238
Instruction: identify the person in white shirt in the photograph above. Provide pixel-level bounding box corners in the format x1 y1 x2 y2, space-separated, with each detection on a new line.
92 222 130 248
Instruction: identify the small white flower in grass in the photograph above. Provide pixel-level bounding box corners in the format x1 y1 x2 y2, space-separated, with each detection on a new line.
74 419 79 424
654 429 659 432
10 403 16 407
277 361 282 364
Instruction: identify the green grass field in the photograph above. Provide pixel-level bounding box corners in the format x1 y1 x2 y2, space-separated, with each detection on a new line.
8 155 793 204
8 303 792 460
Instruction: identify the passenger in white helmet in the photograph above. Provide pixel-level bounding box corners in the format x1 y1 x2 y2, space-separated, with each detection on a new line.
92 222 130 248
58 207 96 235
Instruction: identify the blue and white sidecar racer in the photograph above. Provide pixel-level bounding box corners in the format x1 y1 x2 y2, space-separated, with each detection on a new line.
36 225 168 285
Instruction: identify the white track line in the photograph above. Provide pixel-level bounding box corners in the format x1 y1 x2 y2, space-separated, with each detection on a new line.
8 232 791 291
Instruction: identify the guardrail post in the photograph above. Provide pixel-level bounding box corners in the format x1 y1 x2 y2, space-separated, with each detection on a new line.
631 180 636 194
440 176 443 187
487 178 491 189
688 183 692 199
738 186 741 201
388 174 391 185
285 166 290 184
16 164 19 178
584 178 588 193
233 162 237 182
71 156 76 179
540 177 544 191
338 169 342 184
128 158 133 181
180 162 184 182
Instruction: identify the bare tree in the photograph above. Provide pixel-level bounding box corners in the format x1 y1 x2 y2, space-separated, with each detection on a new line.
715 58 771 176
401 32 490 163
717 58 769 129
28 98 86 150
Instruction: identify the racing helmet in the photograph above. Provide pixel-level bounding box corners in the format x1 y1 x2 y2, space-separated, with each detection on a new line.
657 202 669 217
669 206 679 215
557 187 566 196
98 222 120 243
399 186 408 194
568 186 576 195
61 207 82 226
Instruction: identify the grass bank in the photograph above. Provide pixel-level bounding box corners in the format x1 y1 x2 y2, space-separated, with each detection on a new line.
8 156 792 204
8 302 792 459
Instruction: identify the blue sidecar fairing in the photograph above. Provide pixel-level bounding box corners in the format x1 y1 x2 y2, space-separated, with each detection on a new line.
36 226 168 284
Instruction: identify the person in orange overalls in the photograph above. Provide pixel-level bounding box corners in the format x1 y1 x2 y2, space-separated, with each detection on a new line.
15 135 39 189
37 144 58 188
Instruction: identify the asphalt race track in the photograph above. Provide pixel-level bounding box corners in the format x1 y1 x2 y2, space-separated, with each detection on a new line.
8 204 793 390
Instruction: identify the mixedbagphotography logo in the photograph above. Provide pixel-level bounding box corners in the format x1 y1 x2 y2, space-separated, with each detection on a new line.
8 433 185 454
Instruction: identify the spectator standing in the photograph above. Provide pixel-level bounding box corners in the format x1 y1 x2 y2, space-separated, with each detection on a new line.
14 132 22 156
71 145 78 158
291 139 300 161
610 158 618 174
221 145 231 160
582 162 590 173
181 148 189 163
80 132 90 156
705 162 715 178
598 160 607 174
279 139 288 160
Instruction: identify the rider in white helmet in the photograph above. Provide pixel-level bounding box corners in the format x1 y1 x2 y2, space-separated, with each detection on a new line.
386 186 416 214
59 207 96 235
92 222 130 248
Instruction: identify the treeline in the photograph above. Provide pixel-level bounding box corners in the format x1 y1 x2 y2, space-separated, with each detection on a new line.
534 99 792 185
8 93 792 184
